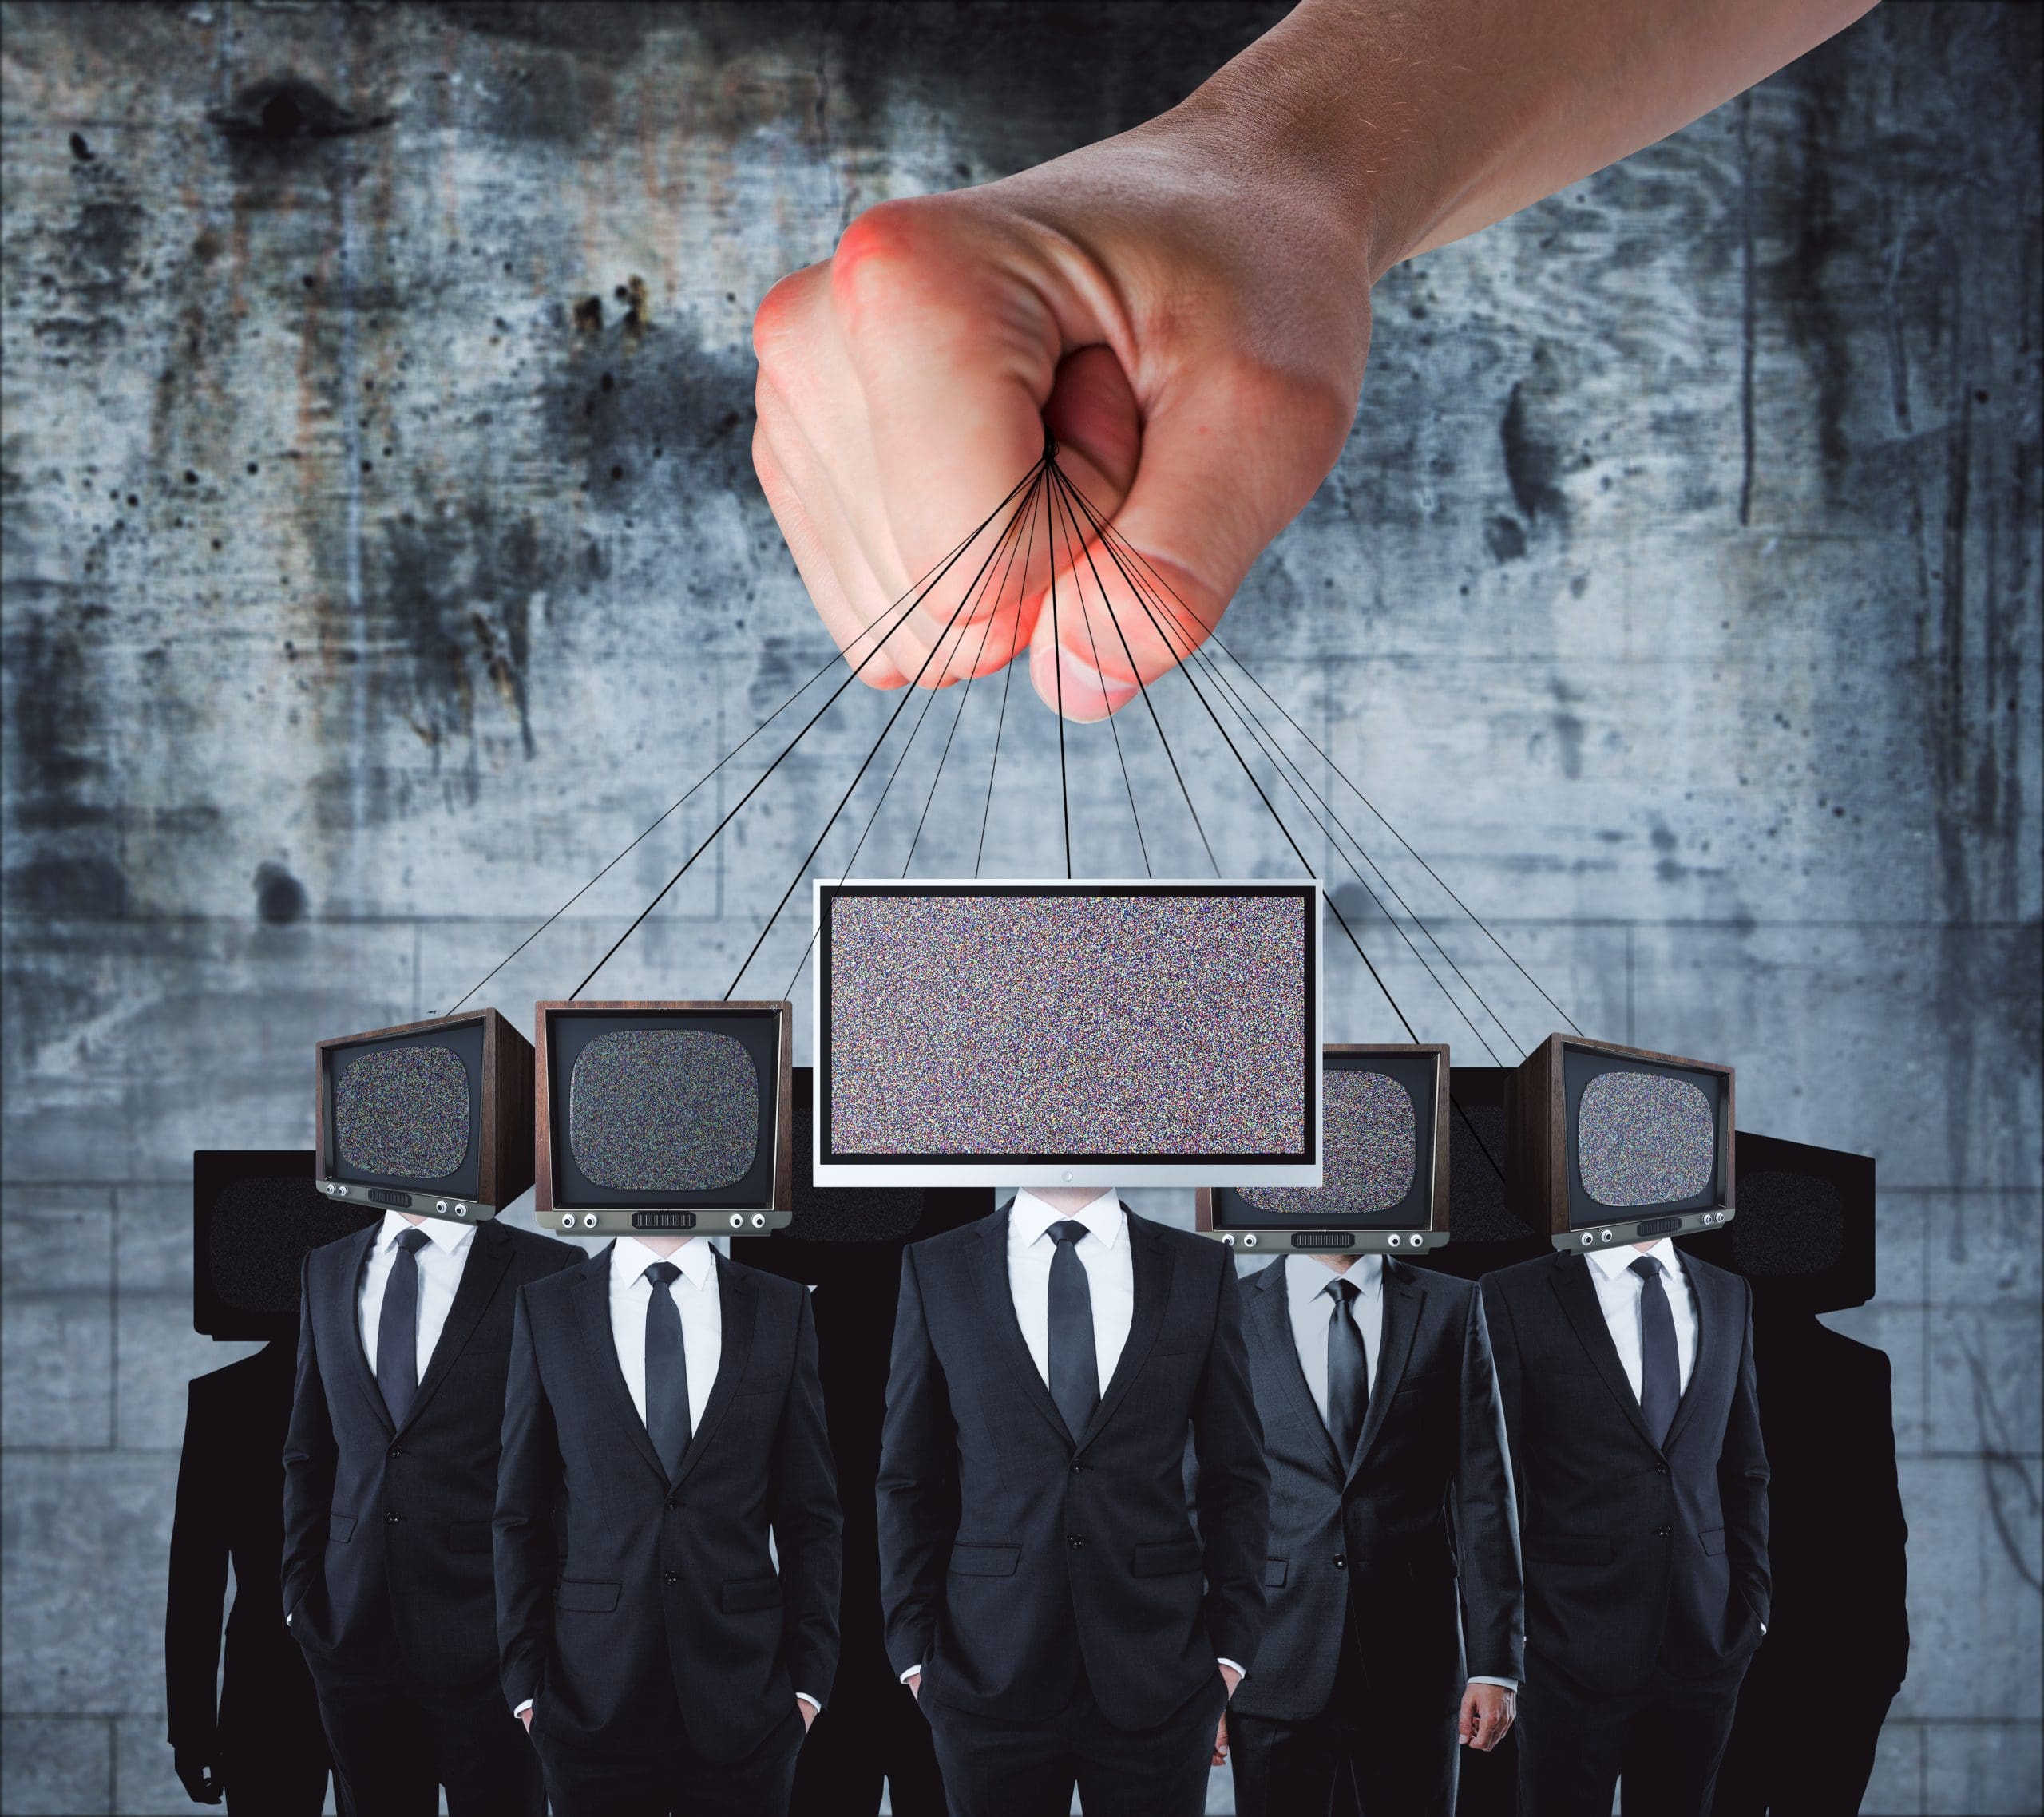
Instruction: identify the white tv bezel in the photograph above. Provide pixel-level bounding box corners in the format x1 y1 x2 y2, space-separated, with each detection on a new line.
811 877 1325 1189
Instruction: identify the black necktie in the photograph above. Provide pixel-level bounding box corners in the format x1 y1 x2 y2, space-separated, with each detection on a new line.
644 1261 692 1480
1325 1275 1369 1470
1047 1221 1101 1442
375 1228 431 1427
1631 1255 1681 1447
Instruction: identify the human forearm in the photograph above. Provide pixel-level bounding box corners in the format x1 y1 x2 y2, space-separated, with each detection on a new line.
1171 0 1880 278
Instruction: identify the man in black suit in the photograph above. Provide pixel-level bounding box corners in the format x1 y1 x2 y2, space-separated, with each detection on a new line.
1481 1237 1769 1817
494 1231 841 1817
1228 1252 1523 1817
877 1188 1269 1817
282 1210 580 1816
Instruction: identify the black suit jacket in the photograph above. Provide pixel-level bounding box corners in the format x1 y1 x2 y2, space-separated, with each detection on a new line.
493 1245 842 1764
1230 1257 1523 1723
281 1218 582 1681
1480 1250 1769 1694
877 1205 1269 1731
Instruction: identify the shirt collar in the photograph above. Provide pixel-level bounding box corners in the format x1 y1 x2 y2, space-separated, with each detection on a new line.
378 1209 475 1258
1283 1252 1383 1306
1012 1188 1125 1250
613 1233 716 1291
1587 1237 1684 1285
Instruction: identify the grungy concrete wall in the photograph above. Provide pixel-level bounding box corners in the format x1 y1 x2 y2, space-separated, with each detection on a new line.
2 3 2038 1812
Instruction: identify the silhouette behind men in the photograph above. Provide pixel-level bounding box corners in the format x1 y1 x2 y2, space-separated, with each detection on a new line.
168 1150 376 1811
1685 1134 1907 1815
733 1067 991 1817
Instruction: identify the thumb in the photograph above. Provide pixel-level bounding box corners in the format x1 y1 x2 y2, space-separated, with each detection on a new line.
1028 351 1353 721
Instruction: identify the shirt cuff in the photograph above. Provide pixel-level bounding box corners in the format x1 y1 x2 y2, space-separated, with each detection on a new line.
513 1699 533 1718
796 1692 822 1711
1468 1676 1518 1692
1218 1657 1246 1679
899 1665 921 1684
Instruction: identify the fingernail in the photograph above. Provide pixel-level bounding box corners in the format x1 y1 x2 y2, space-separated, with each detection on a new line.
1031 645 1139 722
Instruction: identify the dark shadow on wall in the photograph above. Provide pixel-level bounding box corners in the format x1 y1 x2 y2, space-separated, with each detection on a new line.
168 1152 377 1811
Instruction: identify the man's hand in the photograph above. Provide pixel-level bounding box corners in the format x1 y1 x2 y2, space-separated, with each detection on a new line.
753 114 1371 723
799 1698 818 1732
905 1669 921 1701
172 1748 223 1804
1458 1681 1515 1752
1212 1710 1230 1768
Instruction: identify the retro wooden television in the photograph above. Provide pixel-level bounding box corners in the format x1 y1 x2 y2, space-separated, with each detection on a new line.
1196 1044 1448 1256
1511 1033 1735 1252
811 879 1322 1190
1679 1130 1872 1311
535 1000 794 1237
314 1009 534 1225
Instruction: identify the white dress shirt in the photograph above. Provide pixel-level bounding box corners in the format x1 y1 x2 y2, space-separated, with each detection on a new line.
903 1190 1242 1687
608 1233 722 1435
357 1211 475 1378
1279 1256 1516 1695
1584 1239 1699 1401
518 1236 818 1717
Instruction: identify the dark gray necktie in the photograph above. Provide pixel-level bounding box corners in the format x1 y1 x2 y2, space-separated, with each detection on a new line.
375 1228 431 1427
1325 1275 1369 1469
1047 1221 1100 1442
1631 1255 1681 1447
644 1261 691 1480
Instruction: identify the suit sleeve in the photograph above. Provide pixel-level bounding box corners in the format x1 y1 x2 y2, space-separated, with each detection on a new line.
875 1245 959 1680
165 1379 226 1753
1719 1278 1771 1625
279 1257 336 1625
1192 1250 1270 1676
1480 1274 1526 1536
494 1284 562 1715
770 1287 842 1708
1452 1286 1525 1684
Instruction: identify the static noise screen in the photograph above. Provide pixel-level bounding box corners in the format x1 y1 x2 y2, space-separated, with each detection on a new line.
814 880 1321 1187
1564 1051 1727 1225
326 1022 484 1196
543 1007 784 1209
1234 1059 1428 1225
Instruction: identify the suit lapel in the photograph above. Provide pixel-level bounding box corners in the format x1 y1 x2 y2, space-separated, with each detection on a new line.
1551 1252 1662 1452
1660 1259 1724 1455
339 1224 394 1436
573 1245 667 1485
1079 1209 1172 1452
671 1257 758 1491
968 1205 1076 1449
1349 1261 1420 1481
397 1223 512 1435
1252 1259 1343 1480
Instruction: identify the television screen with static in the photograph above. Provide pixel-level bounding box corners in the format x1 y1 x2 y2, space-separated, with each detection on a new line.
813 879 1322 1188
193 1150 381 1341
536 1001 793 1237
1198 1045 1448 1255
315 1008 533 1221
1512 1033 1735 1250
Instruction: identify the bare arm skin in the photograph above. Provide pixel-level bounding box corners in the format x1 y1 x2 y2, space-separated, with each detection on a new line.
751 0 1876 719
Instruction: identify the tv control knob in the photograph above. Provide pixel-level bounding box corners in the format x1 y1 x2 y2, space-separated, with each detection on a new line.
561 1214 575 1229
581 1213 598 1229
1242 1234 1258 1248
1388 1234 1403 1249
1221 1234 1235 1246
1601 1229 1614 1243
1582 1233 1594 1247
454 1204 468 1217
729 1214 743 1229
436 1201 450 1214
751 1213 766 1229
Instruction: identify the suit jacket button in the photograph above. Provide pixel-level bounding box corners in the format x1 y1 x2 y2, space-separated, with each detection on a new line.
1069 1461 1083 1475
388 1446 403 1460
663 1570 679 1586
1651 1463 1669 1475
1333 1554 1346 1570
1068 1533 1087 1549
1655 1526 1673 1538
384 1510 401 1524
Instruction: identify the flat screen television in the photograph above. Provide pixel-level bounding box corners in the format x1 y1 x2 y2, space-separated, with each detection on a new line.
536 1000 794 1237
315 1008 533 1224
1196 1044 1447 1256
194 1149 381 1340
813 879 1322 1188
1511 1033 1735 1251
1678 1130 1873 1312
